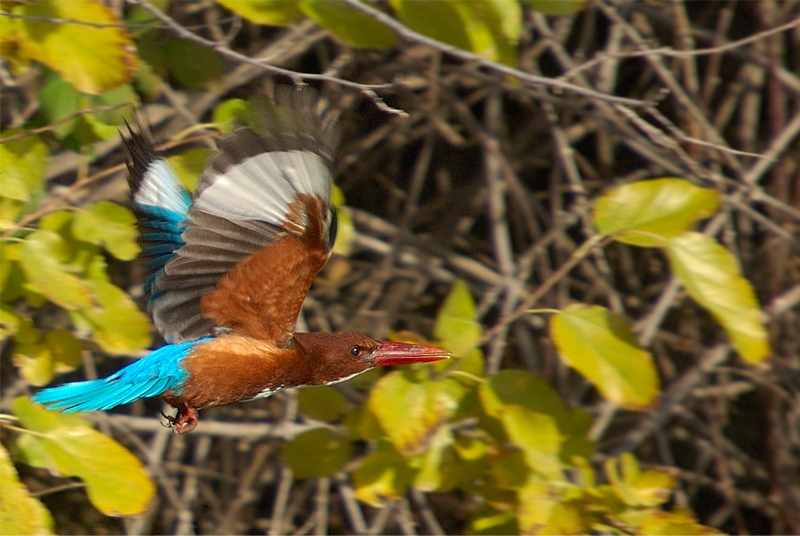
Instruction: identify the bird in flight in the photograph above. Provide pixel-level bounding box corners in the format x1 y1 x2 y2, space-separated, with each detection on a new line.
32 89 450 433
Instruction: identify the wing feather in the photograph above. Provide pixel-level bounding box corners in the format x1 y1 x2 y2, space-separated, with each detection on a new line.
140 88 340 343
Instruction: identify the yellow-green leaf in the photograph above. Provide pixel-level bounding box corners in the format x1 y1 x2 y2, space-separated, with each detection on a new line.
500 405 563 478
73 202 140 261
594 178 720 247
0 130 48 202
434 279 482 357
13 328 82 387
73 277 151 355
19 230 94 310
166 148 211 193
666 233 770 363
283 428 353 479
550 304 659 410
352 442 415 507
301 0 397 49
413 426 460 492
297 386 347 422
13 397 155 517
218 0 304 26
11 0 138 94
605 453 675 508
391 0 520 65
212 98 248 134
369 371 464 455
0 444 54 535
525 0 586 16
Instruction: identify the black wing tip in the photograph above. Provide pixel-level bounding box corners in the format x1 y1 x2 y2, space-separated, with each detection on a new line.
120 112 160 194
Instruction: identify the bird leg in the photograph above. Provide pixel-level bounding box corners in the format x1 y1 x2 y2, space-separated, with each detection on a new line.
161 404 199 434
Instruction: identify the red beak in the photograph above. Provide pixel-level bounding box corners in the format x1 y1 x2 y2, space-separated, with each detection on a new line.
373 341 451 367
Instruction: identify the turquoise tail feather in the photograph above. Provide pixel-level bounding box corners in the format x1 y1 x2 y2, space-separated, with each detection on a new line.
31 340 207 413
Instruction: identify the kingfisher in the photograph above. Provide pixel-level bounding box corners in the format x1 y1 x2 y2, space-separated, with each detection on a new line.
32 89 450 433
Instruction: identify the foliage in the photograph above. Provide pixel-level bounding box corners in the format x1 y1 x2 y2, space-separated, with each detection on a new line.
0 0 786 534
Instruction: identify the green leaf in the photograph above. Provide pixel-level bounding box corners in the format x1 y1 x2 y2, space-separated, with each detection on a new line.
10 0 138 94
163 38 223 91
73 270 151 355
413 426 460 492
218 0 304 26
212 98 248 134
390 0 520 65
605 453 675 508
524 0 586 16
0 130 48 202
166 148 211 193
369 371 465 455
594 178 720 247
434 279 482 357
13 397 155 517
13 328 82 386
518 477 583 536
73 202 140 260
283 428 353 479
19 230 94 310
301 0 397 49
500 405 563 478
332 206 355 256
352 442 415 507
0 444 54 535
550 304 659 410
297 386 348 422
38 74 82 139
666 233 770 363
479 370 597 463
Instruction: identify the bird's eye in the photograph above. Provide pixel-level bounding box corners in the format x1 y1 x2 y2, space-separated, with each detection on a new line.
350 346 362 357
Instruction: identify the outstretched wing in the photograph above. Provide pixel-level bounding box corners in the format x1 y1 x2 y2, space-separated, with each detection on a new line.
123 89 340 344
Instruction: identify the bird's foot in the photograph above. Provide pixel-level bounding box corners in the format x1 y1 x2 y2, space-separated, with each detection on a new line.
161 405 199 434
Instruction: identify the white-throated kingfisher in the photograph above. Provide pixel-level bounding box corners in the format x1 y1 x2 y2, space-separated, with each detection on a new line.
32 89 450 433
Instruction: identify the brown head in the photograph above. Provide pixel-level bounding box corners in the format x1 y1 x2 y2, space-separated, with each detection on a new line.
293 332 450 386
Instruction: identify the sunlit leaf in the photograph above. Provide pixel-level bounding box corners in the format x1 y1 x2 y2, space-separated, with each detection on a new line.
9 0 138 94
297 386 347 422
283 428 352 479
479 369 594 460
13 328 82 387
605 454 675 508
218 0 304 26
19 230 94 310
636 507 723 535
332 205 355 256
13 397 155 517
0 130 48 202
413 426 460 492
525 0 586 16
594 178 719 247
301 0 397 49
73 275 151 355
550 304 659 410
212 98 248 134
468 506 519 535
434 279 482 357
352 442 415 507
166 148 210 193
501 405 563 478
73 202 140 261
369 371 465 455
391 0 520 65
667 233 770 363
0 444 54 535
